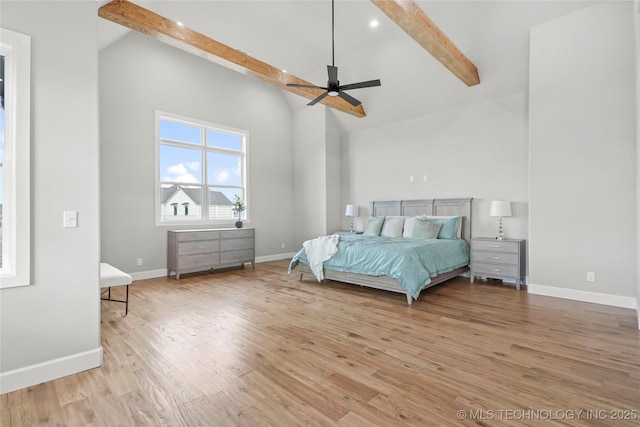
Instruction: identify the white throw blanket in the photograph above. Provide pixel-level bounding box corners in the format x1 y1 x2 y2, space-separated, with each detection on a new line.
303 234 340 281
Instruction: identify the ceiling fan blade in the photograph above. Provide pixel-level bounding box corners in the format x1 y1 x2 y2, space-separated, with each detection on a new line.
327 65 338 84
339 79 382 91
308 92 330 106
338 91 362 107
287 83 326 90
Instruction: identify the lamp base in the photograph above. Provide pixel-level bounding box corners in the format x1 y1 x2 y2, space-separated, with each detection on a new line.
496 216 505 240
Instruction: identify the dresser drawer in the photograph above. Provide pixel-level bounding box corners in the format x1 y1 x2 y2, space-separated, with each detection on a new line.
221 249 254 264
472 262 520 278
471 240 519 253
177 230 221 241
221 229 254 239
221 237 254 251
178 240 219 256
177 253 220 269
472 251 519 265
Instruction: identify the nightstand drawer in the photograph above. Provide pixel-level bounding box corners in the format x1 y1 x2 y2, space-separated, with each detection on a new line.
472 262 520 278
472 240 519 253
472 251 519 265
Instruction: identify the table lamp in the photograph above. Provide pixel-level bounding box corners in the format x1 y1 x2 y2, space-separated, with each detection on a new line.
345 204 359 233
490 200 512 240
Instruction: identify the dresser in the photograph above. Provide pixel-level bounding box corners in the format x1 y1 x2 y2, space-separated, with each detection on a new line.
470 238 526 290
167 228 255 279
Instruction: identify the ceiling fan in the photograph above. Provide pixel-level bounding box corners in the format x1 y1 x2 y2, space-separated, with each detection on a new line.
287 0 381 107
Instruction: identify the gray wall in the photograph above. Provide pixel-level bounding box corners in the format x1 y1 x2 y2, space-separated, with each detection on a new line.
292 106 327 243
529 1 636 298
345 93 529 240
636 0 640 326
0 1 102 393
326 111 345 234
100 33 296 273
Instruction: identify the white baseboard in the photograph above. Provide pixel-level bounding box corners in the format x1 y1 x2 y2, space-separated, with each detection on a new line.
0 347 103 395
527 283 638 310
256 252 296 263
129 253 296 282
130 268 168 281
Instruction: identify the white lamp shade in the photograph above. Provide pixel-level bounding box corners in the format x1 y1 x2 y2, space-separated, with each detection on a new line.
490 200 512 217
345 204 359 217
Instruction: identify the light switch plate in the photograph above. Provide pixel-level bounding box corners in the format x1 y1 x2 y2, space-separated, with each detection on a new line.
63 211 78 228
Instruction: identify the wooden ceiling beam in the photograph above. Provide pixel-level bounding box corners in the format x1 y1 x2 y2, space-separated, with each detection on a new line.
371 0 480 86
98 0 367 118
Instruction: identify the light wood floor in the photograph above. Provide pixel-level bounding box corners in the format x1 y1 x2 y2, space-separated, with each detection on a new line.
2 260 639 426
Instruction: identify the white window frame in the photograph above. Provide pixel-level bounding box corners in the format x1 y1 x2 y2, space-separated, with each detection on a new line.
0 28 31 288
154 111 249 226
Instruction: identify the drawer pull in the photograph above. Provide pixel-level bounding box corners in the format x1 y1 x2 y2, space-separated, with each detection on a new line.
491 256 501 260
491 268 501 272
487 244 501 248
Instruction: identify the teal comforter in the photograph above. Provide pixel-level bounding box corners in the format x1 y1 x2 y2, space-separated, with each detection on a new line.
288 234 470 299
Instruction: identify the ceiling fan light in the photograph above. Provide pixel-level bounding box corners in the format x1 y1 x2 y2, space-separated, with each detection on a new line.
328 90 339 97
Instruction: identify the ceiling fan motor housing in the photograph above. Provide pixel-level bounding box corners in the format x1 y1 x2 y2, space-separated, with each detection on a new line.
328 81 340 96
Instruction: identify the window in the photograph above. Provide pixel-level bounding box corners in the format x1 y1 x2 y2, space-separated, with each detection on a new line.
0 28 31 289
156 111 248 225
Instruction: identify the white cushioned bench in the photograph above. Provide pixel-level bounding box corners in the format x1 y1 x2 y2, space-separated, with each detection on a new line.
100 262 132 315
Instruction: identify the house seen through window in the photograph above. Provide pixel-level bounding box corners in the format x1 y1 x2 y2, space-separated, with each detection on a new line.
157 112 247 224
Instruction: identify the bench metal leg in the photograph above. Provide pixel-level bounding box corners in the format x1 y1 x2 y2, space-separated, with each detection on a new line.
101 285 130 316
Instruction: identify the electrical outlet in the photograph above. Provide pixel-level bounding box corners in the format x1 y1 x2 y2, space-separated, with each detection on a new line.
423 174 428 182
586 272 595 282
137 258 143 266
409 175 414 182
281 243 285 249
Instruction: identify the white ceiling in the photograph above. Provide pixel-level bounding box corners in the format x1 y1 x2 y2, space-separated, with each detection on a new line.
97 0 601 132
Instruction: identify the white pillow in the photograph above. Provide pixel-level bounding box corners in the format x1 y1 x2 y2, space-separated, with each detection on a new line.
402 215 427 237
381 216 405 237
425 216 463 238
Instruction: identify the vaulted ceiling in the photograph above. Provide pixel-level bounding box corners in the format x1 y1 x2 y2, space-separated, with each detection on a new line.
98 0 600 133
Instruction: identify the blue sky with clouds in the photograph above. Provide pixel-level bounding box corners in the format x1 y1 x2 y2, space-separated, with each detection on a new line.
159 120 244 202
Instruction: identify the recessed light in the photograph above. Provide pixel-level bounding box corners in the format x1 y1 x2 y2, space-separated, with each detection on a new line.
369 19 379 28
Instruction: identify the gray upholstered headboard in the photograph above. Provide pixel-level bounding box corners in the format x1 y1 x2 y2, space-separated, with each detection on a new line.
369 198 473 244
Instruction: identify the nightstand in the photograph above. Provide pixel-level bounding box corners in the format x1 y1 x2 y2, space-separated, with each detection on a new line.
333 231 363 236
470 238 526 290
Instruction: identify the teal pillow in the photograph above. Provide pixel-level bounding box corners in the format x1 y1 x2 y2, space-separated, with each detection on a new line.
364 216 385 236
426 216 461 239
412 220 442 239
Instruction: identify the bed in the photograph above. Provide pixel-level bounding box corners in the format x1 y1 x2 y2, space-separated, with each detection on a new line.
288 198 472 305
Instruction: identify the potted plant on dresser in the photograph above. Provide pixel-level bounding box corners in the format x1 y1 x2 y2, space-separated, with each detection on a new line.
232 195 246 228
